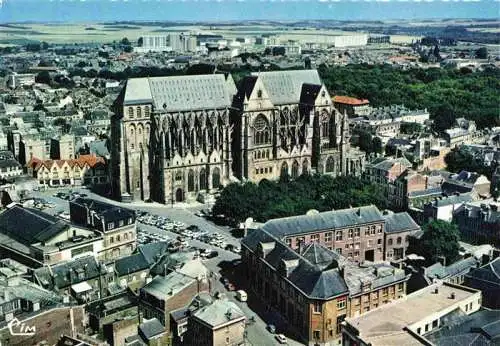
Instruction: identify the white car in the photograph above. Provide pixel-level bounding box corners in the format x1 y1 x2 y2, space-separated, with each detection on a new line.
275 334 287 344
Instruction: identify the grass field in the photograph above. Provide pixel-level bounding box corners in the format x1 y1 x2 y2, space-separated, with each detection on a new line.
0 23 363 45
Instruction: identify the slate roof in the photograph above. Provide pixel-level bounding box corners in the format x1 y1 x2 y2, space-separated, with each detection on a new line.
383 212 420 234
261 205 384 239
114 242 170 277
141 271 196 300
425 257 479 280
242 229 348 300
367 157 412 172
0 205 68 245
250 70 322 105
71 197 135 223
0 159 21 169
299 83 322 105
34 255 104 290
242 229 408 300
139 318 165 340
425 309 500 346
123 75 233 112
465 258 500 286
428 193 473 207
193 299 245 328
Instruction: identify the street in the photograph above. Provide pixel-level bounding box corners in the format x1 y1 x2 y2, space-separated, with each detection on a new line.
29 187 304 346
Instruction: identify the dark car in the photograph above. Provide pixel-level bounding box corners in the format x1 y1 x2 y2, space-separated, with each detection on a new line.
205 251 219 259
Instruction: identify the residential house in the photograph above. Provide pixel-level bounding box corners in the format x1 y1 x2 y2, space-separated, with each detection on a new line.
0 158 22 179
33 255 109 303
184 299 246 346
260 205 386 262
453 199 500 247
241 229 409 345
0 204 103 268
382 211 421 261
464 258 500 309
50 134 75 160
27 154 108 187
425 308 500 345
423 193 474 222
138 318 169 346
114 242 169 288
406 256 481 294
342 282 482 346
442 170 491 198
87 292 138 335
69 197 137 261
444 118 483 147
332 96 370 117
138 271 211 333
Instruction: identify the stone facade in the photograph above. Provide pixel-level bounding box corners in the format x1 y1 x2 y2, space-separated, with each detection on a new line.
231 70 364 182
111 70 364 204
111 74 236 203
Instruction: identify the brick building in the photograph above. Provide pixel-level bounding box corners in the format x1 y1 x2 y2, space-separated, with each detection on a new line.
241 229 409 345
260 205 386 262
382 211 421 261
69 198 137 261
138 271 211 334
185 300 246 346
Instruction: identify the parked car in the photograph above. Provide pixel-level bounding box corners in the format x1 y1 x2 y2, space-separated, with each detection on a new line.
225 282 235 291
236 290 247 302
275 334 287 344
205 251 218 259
267 324 276 334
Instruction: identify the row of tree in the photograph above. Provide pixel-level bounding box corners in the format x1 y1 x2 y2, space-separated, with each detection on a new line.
317 64 500 131
212 174 388 224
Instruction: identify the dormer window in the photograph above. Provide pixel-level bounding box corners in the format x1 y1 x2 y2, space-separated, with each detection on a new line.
321 90 326 97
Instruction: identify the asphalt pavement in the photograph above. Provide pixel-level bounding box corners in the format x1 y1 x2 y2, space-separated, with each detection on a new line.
29 187 304 346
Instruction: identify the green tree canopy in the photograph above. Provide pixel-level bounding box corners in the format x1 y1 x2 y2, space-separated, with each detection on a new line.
212 174 388 224
408 220 460 266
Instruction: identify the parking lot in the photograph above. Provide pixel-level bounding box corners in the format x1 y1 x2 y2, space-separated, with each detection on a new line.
27 187 303 345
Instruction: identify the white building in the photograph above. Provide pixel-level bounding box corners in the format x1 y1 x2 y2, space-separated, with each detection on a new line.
8 72 36 89
343 282 482 346
333 34 368 48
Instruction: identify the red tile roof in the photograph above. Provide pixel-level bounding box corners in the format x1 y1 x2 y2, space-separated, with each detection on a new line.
27 155 105 171
332 95 370 106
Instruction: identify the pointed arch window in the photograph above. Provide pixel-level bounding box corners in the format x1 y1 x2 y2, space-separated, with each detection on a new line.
188 170 195 192
199 168 207 190
291 160 299 179
253 114 270 146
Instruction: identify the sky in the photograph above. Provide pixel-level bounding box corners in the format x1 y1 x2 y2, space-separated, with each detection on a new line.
0 0 498 22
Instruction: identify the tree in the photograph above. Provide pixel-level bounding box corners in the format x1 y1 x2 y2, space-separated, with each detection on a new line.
475 47 488 59
123 45 133 53
408 220 460 266
372 137 383 155
121 37 130 46
432 103 455 133
35 71 51 85
138 37 143 47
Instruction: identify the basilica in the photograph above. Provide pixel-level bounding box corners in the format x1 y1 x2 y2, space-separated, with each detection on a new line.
110 70 365 203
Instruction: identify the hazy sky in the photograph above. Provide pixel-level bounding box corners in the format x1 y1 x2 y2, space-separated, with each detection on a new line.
0 0 498 22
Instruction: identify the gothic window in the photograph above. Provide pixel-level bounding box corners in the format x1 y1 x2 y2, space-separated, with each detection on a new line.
322 118 329 138
302 159 309 175
138 128 142 135
199 168 207 190
253 115 270 146
281 161 289 178
257 89 262 98
145 106 150 118
212 167 221 189
326 156 335 173
291 160 299 179
136 107 142 118
128 107 134 118
175 170 183 181
188 169 195 192
256 151 261 159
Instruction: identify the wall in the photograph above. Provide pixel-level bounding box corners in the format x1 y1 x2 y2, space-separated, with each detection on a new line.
0 306 85 346
103 315 139 346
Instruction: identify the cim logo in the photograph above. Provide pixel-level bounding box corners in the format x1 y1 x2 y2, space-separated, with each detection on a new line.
7 318 36 336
